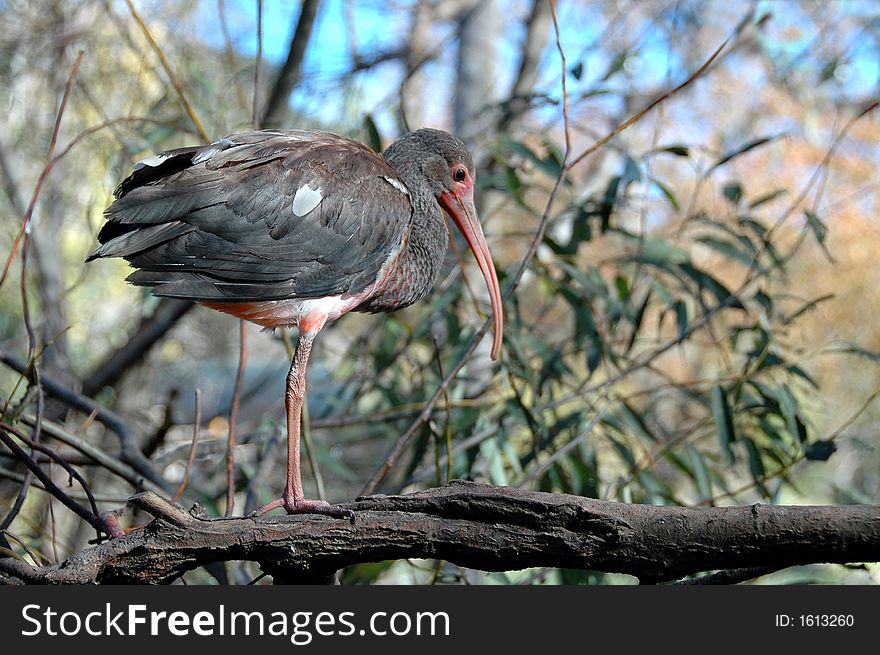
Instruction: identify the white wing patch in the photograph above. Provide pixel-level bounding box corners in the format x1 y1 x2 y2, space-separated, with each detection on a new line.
292 184 323 217
134 153 172 169
382 176 409 196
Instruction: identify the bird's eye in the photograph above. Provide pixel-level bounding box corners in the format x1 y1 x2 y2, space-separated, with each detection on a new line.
453 168 466 182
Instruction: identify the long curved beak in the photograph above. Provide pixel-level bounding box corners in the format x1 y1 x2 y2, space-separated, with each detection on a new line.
439 189 503 360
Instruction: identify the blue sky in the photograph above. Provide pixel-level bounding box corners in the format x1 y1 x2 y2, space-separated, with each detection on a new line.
187 0 879 136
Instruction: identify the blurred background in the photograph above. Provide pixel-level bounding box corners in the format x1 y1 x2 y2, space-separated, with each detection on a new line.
1 0 879 584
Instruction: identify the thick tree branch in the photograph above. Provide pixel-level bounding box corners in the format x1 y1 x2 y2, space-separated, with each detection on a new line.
261 0 321 128
81 298 194 397
2 481 877 585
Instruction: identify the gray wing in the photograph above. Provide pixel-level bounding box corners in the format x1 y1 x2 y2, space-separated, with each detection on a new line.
89 130 413 302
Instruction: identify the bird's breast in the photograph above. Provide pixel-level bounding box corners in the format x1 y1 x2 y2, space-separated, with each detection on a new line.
201 293 368 333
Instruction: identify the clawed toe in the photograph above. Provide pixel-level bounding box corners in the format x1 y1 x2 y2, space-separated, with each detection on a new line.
250 497 354 523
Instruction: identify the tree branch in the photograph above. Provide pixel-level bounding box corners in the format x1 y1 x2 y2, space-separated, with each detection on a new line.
1 348 171 491
2 481 877 585
81 299 194 397
260 0 321 128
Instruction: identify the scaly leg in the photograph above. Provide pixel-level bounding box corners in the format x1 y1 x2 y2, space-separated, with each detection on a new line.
250 328 354 521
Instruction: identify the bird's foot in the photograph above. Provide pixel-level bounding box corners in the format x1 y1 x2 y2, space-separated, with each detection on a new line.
249 496 355 523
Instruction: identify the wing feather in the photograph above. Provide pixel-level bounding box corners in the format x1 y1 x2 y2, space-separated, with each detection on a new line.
89 130 413 302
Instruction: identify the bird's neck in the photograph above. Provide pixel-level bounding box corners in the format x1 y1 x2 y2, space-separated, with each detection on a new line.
357 170 448 314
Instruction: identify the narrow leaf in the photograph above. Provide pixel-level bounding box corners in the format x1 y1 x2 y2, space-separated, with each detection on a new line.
711 385 736 463
651 177 680 210
362 115 382 153
805 439 836 461
708 134 783 174
686 445 712 501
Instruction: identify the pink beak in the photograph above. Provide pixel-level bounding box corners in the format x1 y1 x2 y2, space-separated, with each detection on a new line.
439 189 504 360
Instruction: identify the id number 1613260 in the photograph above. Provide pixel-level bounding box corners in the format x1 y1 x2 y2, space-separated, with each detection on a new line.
775 614 854 628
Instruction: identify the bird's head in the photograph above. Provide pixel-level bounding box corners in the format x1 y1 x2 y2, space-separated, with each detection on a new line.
385 129 503 360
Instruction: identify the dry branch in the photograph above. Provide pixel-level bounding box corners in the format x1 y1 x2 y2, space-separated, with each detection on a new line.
1 481 877 585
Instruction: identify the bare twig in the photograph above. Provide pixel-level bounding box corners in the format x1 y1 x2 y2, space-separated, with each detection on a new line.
124 0 210 142
0 427 116 539
0 349 169 489
0 51 84 291
0 422 100 525
173 390 202 502
1 51 84 533
550 0 571 155
225 321 248 516
567 39 728 170
217 0 250 117
252 0 263 129
19 415 166 495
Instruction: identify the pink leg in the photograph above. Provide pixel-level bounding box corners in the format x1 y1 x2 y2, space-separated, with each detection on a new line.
250 328 354 522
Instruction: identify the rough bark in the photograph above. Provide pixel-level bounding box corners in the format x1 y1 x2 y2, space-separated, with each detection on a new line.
1 481 877 585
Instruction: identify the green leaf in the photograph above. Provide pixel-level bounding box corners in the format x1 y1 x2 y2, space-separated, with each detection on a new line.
753 290 773 315
758 416 785 445
804 209 834 261
748 188 787 208
742 437 766 480
625 290 652 354
803 209 827 244
558 285 600 347
615 275 629 301
505 139 563 178
629 238 691 266
711 385 736 462
570 61 583 80
674 300 688 340
656 144 690 157
503 165 522 195
362 114 382 152
742 437 770 497
708 134 783 174
651 177 680 210
787 364 819 390
609 437 637 469
601 52 627 81
678 263 746 310
479 439 509 486
805 439 836 461
622 156 642 186
723 182 743 205
696 235 756 267
620 402 657 442
636 469 675 504
775 384 806 443
686 445 712 501
586 342 603 374
599 175 621 232
545 206 594 256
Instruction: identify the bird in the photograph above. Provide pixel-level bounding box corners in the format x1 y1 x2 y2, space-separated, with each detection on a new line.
87 128 503 518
